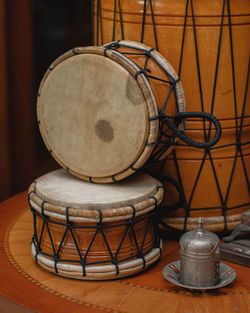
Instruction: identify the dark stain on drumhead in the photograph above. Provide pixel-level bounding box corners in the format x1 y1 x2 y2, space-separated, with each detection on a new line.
126 75 143 105
95 120 114 142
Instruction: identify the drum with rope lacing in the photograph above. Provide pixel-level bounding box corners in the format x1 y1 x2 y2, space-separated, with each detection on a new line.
93 0 250 233
29 169 163 280
37 40 220 183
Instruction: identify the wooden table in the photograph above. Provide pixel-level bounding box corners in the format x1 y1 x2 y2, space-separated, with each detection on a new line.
0 192 249 313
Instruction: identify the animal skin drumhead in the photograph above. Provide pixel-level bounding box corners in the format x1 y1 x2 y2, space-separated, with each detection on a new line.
37 48 158 182
32 169 161 210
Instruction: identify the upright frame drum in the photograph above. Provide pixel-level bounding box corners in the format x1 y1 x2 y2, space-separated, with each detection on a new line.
37 40 220 184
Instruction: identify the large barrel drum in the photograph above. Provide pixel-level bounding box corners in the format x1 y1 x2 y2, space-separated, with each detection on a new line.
93 0 250 232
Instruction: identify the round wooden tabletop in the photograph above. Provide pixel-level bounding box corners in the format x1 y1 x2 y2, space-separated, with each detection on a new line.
0 192 250 313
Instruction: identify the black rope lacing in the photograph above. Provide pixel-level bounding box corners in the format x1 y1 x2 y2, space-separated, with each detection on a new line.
29 195 161 276
104 41 221 155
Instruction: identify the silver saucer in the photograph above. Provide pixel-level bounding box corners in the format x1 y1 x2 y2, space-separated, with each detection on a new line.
162 260 236 291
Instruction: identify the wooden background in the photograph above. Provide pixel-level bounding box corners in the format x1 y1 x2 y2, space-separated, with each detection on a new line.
0 0 92 201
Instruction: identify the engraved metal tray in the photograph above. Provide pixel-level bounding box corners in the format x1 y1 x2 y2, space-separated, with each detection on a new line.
163 260 236 291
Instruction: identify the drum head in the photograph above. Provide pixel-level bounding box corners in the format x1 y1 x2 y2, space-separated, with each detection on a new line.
32 169 162 211
37 47 159 183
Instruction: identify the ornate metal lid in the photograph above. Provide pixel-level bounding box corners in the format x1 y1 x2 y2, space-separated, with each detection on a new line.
180 218 220 255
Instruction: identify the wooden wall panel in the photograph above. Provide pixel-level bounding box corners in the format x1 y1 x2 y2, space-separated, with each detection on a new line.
7 0 37 194
0 0 92 201
0 0 11 200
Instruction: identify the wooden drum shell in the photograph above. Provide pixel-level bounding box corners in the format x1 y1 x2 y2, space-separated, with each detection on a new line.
94 0 250 232
28 171 164 280
94 0 249 119
35 212 156 263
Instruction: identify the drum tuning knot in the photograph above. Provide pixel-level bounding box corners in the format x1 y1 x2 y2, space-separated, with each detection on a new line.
32 234 38 243
221 204 227 212
137 250 143 258
66 222 73 229
128 218 135 226
236 140 241 148
53 254 59 262
145 48 154 56
97 223 103 231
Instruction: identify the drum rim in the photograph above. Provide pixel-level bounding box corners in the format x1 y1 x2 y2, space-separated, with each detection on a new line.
31 241 161 280
113 41 185 112
103 40 186 160
161 214 243 232
28 176 164 223
37 45 160 183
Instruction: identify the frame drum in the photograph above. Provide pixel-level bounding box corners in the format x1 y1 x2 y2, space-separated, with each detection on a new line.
94 0 250 232
28 169 163 280
37 42 185 183
37 40 220 184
